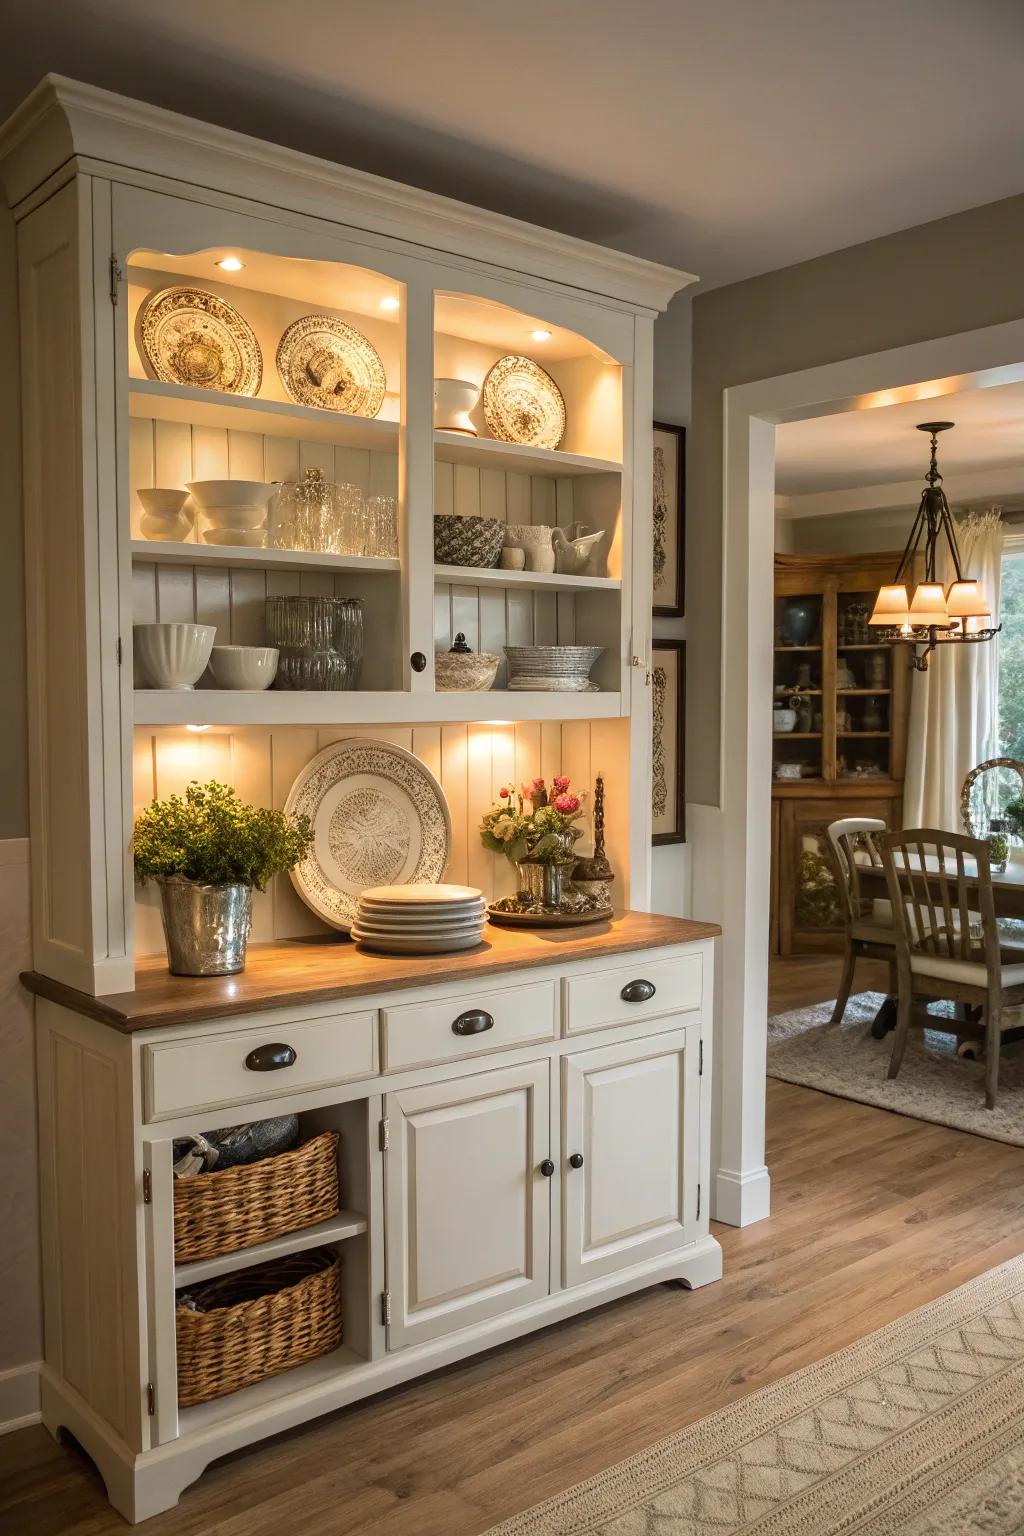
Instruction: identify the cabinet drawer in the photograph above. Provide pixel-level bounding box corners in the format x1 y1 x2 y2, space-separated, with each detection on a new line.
143 1011 377 1121
382 980 556 1072
564 951 703 1035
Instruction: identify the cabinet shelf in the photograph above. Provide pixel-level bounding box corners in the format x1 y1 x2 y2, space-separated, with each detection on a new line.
434 563 619 594
773 732 821 740
129 377 399 451
133 689 623 726
130 539 399 575
178 1345 366 1437
174 1210 368 1288
838 730 890 738
837 687 890 695
774 644 821 652
434 430 621 477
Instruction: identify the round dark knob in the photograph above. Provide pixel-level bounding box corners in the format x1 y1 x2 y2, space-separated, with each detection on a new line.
244 1042 297 1071
569 1152 584 1169
410 651 427 672
539 1159 555 1177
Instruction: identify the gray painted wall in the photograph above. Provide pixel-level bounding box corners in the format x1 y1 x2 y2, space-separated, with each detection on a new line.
688 192 1024 806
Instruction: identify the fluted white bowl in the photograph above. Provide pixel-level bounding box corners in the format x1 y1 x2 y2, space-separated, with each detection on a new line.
134 623 215 690
187 480 276 530
138 487 194 543
208 645 279 690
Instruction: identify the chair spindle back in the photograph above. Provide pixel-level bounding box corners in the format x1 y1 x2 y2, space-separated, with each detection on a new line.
879 827 999 967
825 818 886 927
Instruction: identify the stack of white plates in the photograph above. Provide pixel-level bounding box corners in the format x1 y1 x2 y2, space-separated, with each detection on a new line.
351 884 486 954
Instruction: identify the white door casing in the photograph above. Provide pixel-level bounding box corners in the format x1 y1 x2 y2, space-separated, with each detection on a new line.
384 1060 550 1349
561 1026 698 1286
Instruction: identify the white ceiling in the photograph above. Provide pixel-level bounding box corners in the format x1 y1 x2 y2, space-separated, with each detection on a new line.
3 1 1024 288
775 380 1024 504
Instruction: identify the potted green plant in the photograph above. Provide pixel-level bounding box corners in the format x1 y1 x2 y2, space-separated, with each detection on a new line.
480 777 587 907
133 781 313 976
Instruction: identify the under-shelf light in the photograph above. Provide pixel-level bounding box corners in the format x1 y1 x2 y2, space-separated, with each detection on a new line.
185 722 210 733
380 296 400 311
215 256 245 272
530 329 552 342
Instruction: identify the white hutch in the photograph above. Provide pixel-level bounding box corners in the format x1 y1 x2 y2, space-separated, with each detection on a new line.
1 76 721 1522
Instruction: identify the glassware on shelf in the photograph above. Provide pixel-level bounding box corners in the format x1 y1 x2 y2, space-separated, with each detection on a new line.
363 494 398 557
272 469 375 557
264 595 364 690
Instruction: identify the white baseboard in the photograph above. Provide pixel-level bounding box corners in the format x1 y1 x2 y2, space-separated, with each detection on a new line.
713 1165 772 1227
0 1361 41 1434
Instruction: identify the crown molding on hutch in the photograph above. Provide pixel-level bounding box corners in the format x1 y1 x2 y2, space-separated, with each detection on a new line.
0 74 697 313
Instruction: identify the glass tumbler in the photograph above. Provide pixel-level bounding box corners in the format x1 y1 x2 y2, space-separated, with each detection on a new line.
265 595 360 690
364 494 399 558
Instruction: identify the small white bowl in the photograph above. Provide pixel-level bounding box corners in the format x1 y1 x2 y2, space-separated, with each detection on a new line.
134 623 215 690
203 528 268 548
208 645 279 690
138 487 195 543
187 480 276 530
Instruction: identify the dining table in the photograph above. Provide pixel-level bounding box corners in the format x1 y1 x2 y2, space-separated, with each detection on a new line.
856 852 1024 1036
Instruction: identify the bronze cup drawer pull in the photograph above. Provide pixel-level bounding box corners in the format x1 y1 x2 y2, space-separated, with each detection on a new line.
451 1009 495 1037
244 1042 298 1071
620 979 656 1004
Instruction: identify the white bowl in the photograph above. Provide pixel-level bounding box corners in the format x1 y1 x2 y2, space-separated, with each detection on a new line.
208 645 279 690
187 480 276 530
138 487 195 543
433 378 479 435
138 487 189 518
134 623 215 690
203 528 268 548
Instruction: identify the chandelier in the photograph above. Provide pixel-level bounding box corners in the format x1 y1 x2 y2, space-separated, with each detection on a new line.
868 421 999 671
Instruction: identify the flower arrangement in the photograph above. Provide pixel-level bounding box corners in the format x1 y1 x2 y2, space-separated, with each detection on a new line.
133 781 313 891
480 776 587 865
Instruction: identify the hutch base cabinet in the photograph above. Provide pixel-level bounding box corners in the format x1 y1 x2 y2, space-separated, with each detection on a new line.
24 915 721 1523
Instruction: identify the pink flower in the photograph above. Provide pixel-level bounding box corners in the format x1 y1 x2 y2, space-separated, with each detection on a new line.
532 777 546 790
553 793 580 814
553 775 570 792
498 786 510 799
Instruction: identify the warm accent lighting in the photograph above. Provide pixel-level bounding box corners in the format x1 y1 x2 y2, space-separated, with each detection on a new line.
380 296 400 311
868 422 999 670
185 722 210 733
530 329 552 342
215 256 245 272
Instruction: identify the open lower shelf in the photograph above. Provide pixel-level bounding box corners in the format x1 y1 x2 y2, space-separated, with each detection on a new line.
129 377 399 451
134 689 624 725
178 1344 367 1437
434 563 619 593
130 539 399 574
174 1211 369 1288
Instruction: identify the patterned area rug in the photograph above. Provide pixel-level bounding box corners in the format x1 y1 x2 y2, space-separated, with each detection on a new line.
485 1257 1024 1535
766 991 1024 1147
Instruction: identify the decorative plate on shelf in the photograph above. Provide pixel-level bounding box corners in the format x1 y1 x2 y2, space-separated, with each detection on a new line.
482 354 566 450
284 739 451 930
138 286 263 395
276 314 387 417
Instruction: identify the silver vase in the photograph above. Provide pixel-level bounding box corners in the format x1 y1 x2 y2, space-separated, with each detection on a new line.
157 877 253 976
515 857 572 908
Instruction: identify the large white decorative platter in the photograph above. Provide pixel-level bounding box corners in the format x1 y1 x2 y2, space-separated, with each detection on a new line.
285 739 451 931
138 286 263 396
482 354 565 450
277 314 387 416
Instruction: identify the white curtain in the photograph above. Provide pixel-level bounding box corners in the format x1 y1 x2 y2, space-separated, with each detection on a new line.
903 509 1004 831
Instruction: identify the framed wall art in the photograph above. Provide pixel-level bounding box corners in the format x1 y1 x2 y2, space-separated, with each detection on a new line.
652 421 685 617
652 639 685 844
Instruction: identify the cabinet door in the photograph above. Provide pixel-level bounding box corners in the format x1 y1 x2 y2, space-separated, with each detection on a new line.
384 1061 550 1350
561 1027 698 1288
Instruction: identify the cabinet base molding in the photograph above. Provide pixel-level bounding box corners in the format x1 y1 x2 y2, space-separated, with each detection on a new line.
41 1237 722 1524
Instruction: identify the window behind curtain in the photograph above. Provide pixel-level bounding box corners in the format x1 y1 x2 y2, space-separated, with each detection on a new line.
999 549 1024 757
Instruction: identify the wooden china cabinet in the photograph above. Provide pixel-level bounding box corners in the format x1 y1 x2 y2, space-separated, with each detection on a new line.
770 552 915 956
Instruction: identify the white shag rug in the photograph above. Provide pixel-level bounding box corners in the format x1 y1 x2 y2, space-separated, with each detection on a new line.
485 1256 1024 1535
767 991 1024 1146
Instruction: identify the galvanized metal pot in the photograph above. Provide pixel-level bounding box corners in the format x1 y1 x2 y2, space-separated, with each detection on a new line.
157 877 253 976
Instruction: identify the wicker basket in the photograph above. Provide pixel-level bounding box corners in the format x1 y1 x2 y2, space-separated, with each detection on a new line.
176 1249 343 1407
433 513 504 567
173 1130 340 1264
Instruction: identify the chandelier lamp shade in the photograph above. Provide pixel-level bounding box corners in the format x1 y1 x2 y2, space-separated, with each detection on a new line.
867 422 999 671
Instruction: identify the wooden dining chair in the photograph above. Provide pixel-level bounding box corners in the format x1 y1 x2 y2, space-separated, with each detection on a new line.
879 828 1024 1108
825 818 898 1025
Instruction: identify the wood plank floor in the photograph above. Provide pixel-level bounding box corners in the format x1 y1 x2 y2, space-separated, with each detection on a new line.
6 960 1023 1536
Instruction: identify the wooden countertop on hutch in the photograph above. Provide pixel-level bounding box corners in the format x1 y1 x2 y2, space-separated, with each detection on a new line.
21 910 720 1032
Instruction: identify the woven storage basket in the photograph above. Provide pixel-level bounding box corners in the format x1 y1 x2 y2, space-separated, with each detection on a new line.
173 1130 340 1264
433 513 504 567
176 1249 343 1408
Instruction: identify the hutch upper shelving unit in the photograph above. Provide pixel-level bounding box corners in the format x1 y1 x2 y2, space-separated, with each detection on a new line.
2 77 722 1525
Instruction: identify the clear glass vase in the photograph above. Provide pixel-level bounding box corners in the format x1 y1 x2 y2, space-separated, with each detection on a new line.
265 595 364 690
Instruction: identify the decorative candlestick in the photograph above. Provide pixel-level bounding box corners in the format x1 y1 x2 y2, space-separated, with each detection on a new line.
572 774 614 904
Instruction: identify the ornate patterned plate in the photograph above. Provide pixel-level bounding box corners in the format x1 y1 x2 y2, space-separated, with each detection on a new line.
138 286 263 395
284 739 451 930
482 354 566 449
276 314 387 417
